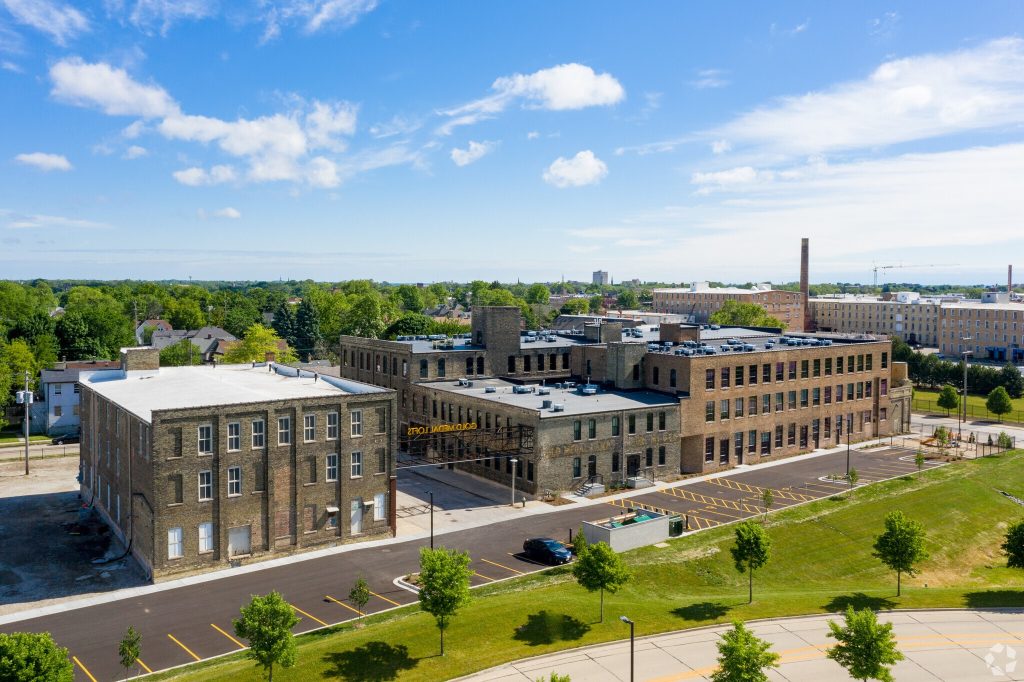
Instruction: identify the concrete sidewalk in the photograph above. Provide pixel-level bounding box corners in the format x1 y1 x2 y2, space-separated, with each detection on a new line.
461 609 1024 681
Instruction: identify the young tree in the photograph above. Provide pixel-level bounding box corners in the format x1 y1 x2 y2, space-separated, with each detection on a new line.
118 626 141 680
418 547 472 656
525 283 551 305
232 591 299 682
571 541 630 623
159 338 201 367
847 468 859 497
826 606 903 682
0 632 74 682
914 451 926 479
987 386 1013 422
293 299 322 361
710 620 780 682
222 325 298 364
731 521 771 604
872 510 928 597
536 674 571 682
1000 362 1024 399
709 300 785 329
1002 520 1024 569
616 290 639 310
349 577 370 617
572 526 588 556
936 385 960 416
760 488 774 523
271 301 297 348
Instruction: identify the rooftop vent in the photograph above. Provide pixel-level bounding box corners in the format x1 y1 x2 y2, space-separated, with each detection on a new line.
537 388 551 395
541 399 553 409
484 386 497 393
579 384 598 396
551 403 565 412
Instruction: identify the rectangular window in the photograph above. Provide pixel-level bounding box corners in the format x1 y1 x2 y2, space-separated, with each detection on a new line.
646 413 654 432
848 383 855 401
628 415 636 434
762 363 771 383
658 446 666 466
420 359 428 378
837 357 844 374
573 420 582 441
813 359 821 377
761 431 771 455
857 354 865 372
880 379 888 396
748 430 757 454
735 398 744 418
825 386 832 404
572 457 582 478
351 410 363 436
825 417 832 439
612 452 620 472
168 527 183 559
788 361 797 380
705 437 714 462
800 425 808 447
227 422 240 451
278 417 291 445
327 412 339 440
198 471 212 501
658 411 666 430
252 419 265 448
825 358 832 376
351 451 363 478
705 401 715 422
749 364 758 385
734 432 744 458
705 369 715 389
788 423 796 446
198 425 212 455
775 392 784 412
721 367 730 388
762 394 771 414
748 396 757 416
645 448 654 467
865 381 873 398
881 352 889 369
735 366 744 386
788 391 797 410
848 356 855 373
775 362 784 381
588 419 596 439
304 414 316 442
376 407 387 434
880 407 888 421
54 405 62 417
774 425 783 448
326 454 338 481
800 360 809 379
720 399 730 420
374 493 386 522
228 466 241 496
720 438 730 464
612 416 620 436
866 354 873 371
812 387 821 406
198 522 213 553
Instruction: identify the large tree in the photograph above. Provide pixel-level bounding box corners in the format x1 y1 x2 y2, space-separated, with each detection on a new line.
872 510 928 597
383 313 433 339
233 591 299 682
731 521 771 603
571 541 630 623
60 287 134 359
525 283 551 305
986 386 1014 422
936 385 959 416
826 607 903 682
222 325 297 364
271 301 297 348
293 299 322 361
418 547 473 656
710 300 785 329
1002 520 1024 569
1000 363 1024 399
710 620 780 682
159 339 202 367
0 632 74 681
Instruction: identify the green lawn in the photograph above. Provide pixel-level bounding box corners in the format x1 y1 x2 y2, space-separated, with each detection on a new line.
913 387 1024 422
154 451 1024 682
0 433 51 446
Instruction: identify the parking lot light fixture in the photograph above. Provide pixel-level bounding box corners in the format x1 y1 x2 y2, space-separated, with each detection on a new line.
509 458 519 507
620 615 634 682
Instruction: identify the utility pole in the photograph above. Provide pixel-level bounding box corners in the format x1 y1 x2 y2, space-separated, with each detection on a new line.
960 337 972 440
22 371 30 476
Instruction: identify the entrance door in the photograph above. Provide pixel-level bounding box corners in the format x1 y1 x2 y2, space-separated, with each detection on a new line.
587 455 597 478
626 455 640 477
228 525 251 557
350 498 363 535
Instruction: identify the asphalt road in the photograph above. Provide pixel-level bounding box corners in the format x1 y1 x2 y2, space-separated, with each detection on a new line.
1 444 941 682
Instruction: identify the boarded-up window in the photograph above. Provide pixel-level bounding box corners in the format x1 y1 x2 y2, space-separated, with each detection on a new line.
376 447 387 474
303 505 316 532
168 474 182 504
308 456 317 484
172 430 182 457
275 509 290 538
376 407 387 434
253 460 266 491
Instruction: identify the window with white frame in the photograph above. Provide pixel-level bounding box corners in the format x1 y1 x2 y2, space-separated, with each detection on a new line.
304 414 316 442
228 466 241 496
351 410 362 437
198 470 212 501
327 412 339 440
198 425 213 454
198 522 213 553
326 454 338 482
227 422 240 451
252 419 265 448
351 451 362 478
278 417 291 445
374 492 386 521
168 527 183 559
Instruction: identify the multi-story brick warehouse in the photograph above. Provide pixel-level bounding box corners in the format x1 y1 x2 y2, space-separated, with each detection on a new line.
651 283 805 331
339 307 910 489
809 293 942 346
939 302 1024 362
79 348 396 580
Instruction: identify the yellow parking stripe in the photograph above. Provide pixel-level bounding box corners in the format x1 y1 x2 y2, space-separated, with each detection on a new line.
72 656 98 682
706 477 816 502
480 557 525 575
290 603 329 627
605 498 676 517
660 487 763 514
325 594 363 616
136 658 153 674
700 506 744 520
472 570 497 582
370 590 401 607
167 633 201 661
211 623 246 649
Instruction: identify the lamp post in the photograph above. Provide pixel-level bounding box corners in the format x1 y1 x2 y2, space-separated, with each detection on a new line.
959 337 972 440
845 414 852 479
619 615 634 682
509 458 519 507
428 490 434 549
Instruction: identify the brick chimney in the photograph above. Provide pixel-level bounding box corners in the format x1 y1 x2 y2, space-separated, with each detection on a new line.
265 351 276 363
120 347 160 372
800 237 810 331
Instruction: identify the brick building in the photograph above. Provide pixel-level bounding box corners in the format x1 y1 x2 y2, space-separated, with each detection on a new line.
651 283 805 331
79 348 396 580
939 301 1024 362
809 293 943 346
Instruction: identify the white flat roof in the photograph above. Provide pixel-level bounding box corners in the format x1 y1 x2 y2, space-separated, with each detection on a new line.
83 363 381 423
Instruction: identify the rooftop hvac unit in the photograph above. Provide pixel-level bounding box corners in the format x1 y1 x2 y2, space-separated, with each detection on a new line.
456 377 469 386
541 399 553 409
485 386 497 393
513 385 535 394
537 388 551 395
579 384 598 395
552 404 565 412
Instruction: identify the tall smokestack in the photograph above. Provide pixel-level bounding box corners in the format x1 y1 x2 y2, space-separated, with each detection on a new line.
800 238 809 330
1010 264 1014 295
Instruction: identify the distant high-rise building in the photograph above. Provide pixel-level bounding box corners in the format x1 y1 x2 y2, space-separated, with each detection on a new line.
592 270 609 286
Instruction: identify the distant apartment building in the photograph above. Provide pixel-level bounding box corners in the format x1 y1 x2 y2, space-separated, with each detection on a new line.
809 292 942 347
592 270 610 286
652 283 805 331
39 360 120 436
79 348 396 580
939 302 1024 362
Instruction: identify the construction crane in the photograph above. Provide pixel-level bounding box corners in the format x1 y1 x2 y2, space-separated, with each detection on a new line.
872 263 949 288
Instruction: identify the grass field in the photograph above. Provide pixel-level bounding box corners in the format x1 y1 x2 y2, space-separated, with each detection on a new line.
0 433 52 446
913 387 1024 422
155 451 1024 682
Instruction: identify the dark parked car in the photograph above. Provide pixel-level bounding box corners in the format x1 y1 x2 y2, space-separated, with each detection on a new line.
51 435 80 445
522 537 572 565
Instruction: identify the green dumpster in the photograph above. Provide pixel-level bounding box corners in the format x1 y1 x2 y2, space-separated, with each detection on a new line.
669 515 684 537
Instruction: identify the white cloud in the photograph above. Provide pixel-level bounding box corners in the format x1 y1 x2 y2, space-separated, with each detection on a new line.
542 150 608 188
122 120 146 138
259 0 378 41
15 151 72 171
870 11 900 39
304 156 339 188
305 100 358 151
123 145 147 159
172 164 236 186
526 131 540 140
690 68 729 90
3 210 107 229
771 19 809 37
1 59 21 72
368 115 420 139
1 0 88 45
50 58 180 118
450 140 495 167
123 0 216 34
711 139 731 154
213 206 240 219
691 166 776 194
711 37 1024 157
439 63 624 134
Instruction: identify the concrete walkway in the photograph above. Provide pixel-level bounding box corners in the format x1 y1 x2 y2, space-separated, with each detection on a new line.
461 609 1024 681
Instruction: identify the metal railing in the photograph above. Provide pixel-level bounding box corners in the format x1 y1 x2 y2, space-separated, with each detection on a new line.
912 398 1024 425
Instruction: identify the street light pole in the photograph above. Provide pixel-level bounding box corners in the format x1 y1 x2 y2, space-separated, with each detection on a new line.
960 337 972 441
845 414 851 479
619 616 634 682
23 371 30 476
429 490 434 549
509 458 519 507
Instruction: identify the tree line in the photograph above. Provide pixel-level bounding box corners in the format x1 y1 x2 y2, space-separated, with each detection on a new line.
893 337 1024 399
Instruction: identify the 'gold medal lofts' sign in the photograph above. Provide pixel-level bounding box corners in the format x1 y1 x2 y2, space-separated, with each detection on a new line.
406 423 479 436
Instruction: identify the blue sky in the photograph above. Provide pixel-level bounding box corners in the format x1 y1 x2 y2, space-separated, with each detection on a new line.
2 1 1024 285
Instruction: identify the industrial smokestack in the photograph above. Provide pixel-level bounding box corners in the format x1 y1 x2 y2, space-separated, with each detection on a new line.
800 238 809 330
1010 264 1014 295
